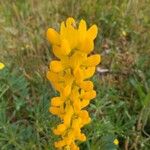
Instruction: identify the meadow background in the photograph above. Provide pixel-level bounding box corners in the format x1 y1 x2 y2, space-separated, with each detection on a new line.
0 0 150 149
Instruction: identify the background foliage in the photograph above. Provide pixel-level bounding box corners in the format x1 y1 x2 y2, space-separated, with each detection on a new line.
0 0 150 149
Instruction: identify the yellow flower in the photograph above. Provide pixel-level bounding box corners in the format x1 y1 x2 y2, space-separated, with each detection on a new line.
47 17 101 149
50 60 63 73
0 62 5 70
113 139 119 145
51 97 64 107
53 124 66 135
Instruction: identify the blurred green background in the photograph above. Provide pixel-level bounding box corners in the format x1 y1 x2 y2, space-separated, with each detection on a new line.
0 0 150 149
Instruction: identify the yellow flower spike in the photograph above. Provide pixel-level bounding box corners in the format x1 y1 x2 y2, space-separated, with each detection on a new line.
0 62 5 70
47 28 60 45
47 18 101 149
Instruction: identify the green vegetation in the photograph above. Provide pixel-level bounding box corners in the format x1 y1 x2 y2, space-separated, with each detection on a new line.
0 0 150 149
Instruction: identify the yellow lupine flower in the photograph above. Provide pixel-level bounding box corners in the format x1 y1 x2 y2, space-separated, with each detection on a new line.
47 17 101 149
0 62 5 70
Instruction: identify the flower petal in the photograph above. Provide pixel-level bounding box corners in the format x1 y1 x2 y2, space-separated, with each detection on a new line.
87 24 98 40
84 54 101 67
50 61 63 73
47 28 60 45
51 97 64 106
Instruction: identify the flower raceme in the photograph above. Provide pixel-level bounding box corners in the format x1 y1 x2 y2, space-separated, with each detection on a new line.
47 17 101 150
